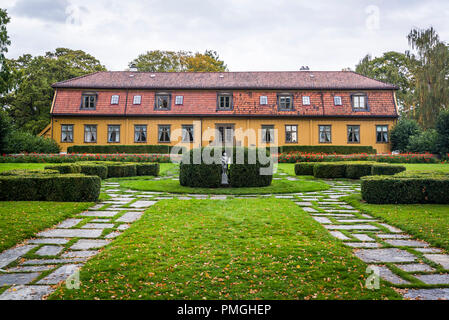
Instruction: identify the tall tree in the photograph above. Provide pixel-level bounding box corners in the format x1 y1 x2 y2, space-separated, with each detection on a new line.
129 50 227 72
0 8 11 96
407 27 449 128
6 48 106 134
355 51 414 114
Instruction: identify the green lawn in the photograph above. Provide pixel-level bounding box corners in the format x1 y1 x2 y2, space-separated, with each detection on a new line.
344 194 449 252
0 202 92 252
117 177 329 194
50 199 399 300
401 163 449 173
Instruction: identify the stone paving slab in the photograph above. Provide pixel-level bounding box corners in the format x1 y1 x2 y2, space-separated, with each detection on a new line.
403 288 449 300
70 239 110 250
384 239 429 247
312 213 355 217
105 231 122 239
129 201 157 208
375 265 410 285
336 219 377 223
56 219 84 229
352 234 375 242
345 242 382 248
414 274 449 285
396 263 435 273
379 223 403 233
27 238 69 245
302 207 318 213
329 231 351 240
7 265 56 273
23 258 87 265
423 254 449 270
81 223 115 229
79 211 119 217
325 225 379 230
61 250 99 258
0 245 37 269
37 229 103 239
0 285 54 300
116 212 143 223
354 248 417 263
0 272 40 286
37 264 82 285
35 245 64 256
295 202 313 206
377 234 411 239
117 224 130 231
415 248 444 254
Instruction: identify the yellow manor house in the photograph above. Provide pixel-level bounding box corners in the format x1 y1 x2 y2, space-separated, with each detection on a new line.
41 71 399 153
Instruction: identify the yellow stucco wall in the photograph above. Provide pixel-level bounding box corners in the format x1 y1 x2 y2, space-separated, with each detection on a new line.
51 116 395 153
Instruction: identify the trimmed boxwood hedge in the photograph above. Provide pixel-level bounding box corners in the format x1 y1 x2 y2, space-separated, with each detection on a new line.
0 173 100 202
136 163 160 176
44 164 81 174
280 145 376 154
0 169 59 176
67 145 176 154
78 163 108 180
371 164 406 176
313 163 347 178
345 163 375 179
361 174 449 204
294 163 315 176
180 147 273 188
104 163 137 178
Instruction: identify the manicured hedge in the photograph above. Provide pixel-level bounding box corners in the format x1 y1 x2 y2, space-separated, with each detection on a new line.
280 145 376 154
371 164 406 176
67 145 178 154
0 169 59 176
44 164 81 174
136 163 160 176
180 147 273 188
78 163 108 180
0 173 100 202
313 163 347 178
345 163 374 179
361 174 449 204
104 163 137 178
294 163 315 176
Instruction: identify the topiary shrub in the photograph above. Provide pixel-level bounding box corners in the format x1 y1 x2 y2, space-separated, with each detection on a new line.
105 163 137 178
361 175 449 204
78 163 108 179
345 163 374 179
228 147 273 188
0 169 59 176
44 164 81 174
313 163 347 178
371 164 406 176
180 147 223 188
294 163 315 176
136 163 160 176
0 173 100 202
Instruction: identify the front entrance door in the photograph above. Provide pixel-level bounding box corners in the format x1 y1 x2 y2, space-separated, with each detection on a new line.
216 124 235 146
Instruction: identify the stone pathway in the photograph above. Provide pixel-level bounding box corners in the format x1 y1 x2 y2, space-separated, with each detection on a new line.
1 174 448 300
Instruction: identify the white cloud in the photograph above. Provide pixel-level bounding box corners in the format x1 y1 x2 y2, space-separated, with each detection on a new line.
3 0 449 71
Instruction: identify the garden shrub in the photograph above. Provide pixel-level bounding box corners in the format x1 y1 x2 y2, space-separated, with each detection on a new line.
0 173 100 202
0 169 59 176
78 163 108 180
135 163 160 176
294 163 315 176
371 164 406 176
44 164 81 174
313 163 347 178
228 148 273 188
436 110 449 156
345 163 374 179
280 145 376 154
390 119 422 152
4 131 60 154
103 163 137 178
406 129 439 153
67 145 177 154
361 175 449 204
180 147 224 188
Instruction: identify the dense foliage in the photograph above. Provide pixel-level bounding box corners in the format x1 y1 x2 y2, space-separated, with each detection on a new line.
390 119 422 152
4 131 60 154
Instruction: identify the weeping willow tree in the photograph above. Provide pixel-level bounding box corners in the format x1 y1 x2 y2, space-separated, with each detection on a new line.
407 27 449 129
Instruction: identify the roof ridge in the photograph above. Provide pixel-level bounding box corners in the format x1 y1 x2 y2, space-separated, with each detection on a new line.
52 71 104 86
349 71 399 89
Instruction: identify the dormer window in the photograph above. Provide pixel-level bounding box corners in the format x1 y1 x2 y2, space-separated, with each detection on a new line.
133 95 141 105
302 96 311 105
334 96 342 106
175 96 184 105
260 96 268 105
278 94 293 110
111 95 119 105
217 93 233 110
155 93 171 110
352 94 367 111
81 92 97 109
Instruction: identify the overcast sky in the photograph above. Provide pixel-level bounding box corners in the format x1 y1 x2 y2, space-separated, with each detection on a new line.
2 0 449 71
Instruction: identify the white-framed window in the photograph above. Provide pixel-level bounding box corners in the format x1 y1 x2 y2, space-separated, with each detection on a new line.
334 96 342 106
84 125 97 143
347 125 360 143
175 96 184 105
108 125 120 143
319 125 332 143
182 125 194 142
134 125 147 143
285 125 297 143
217 93 233 110
376 125 389 143
352 94 367 110
158 125 171 142
111 95 119 105
260 96 268 105
61 125 73 143
302 96 311 105
133 95 141 105
278 94 293 110
261 125 274 143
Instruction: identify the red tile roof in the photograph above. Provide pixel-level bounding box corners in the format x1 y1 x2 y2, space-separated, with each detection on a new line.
52 71 398 90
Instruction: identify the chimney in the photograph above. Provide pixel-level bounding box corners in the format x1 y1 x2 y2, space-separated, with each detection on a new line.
129 64 138 72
